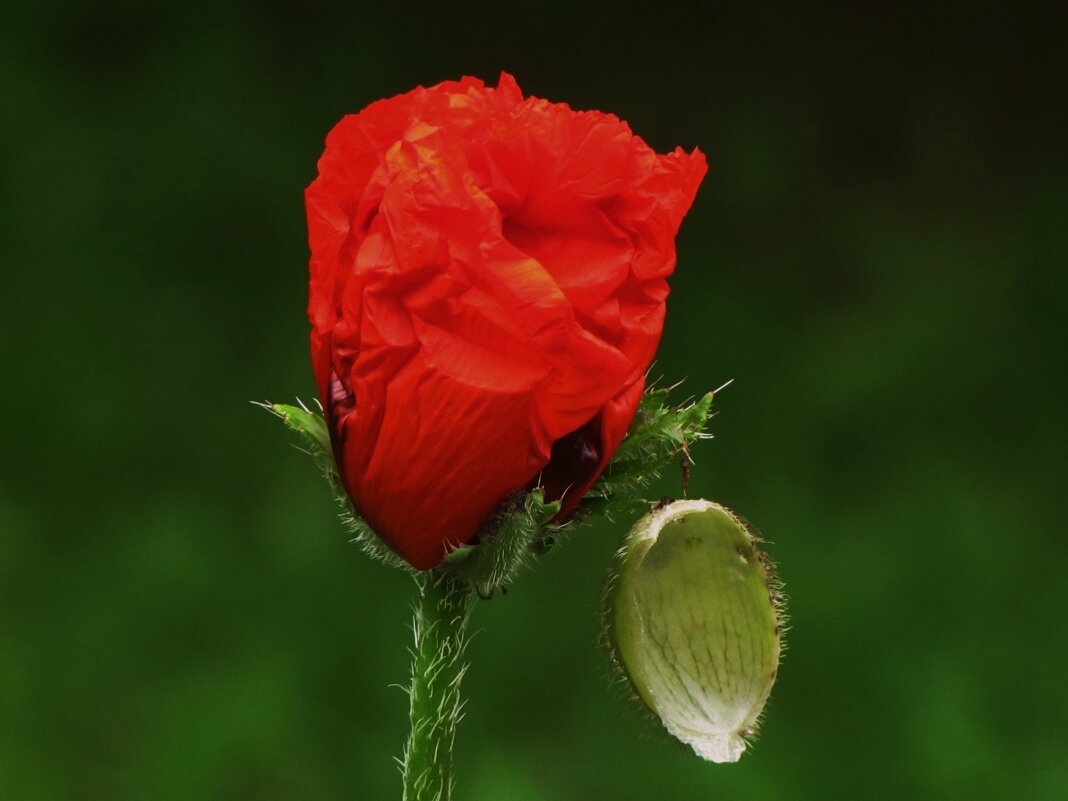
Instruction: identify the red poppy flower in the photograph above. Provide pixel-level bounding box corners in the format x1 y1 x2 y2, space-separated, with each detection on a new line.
306 73 706 569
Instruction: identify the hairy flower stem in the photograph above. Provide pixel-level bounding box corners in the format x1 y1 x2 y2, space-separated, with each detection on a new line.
402 571 475 801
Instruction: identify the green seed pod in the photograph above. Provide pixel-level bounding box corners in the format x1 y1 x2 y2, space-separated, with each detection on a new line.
604 499 784 762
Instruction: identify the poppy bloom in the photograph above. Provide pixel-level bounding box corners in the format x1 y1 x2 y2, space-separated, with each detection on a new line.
306 73 706 569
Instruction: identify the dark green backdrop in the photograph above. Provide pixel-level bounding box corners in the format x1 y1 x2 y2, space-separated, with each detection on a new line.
3 2 1065 799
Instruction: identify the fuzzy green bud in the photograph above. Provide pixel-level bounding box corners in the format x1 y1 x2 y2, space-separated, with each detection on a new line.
605 499 784 762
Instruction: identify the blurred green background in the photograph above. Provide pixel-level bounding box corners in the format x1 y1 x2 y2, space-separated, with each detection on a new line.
3 2 1066 799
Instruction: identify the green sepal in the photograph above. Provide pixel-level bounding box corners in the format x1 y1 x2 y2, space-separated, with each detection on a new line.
578 388 714 520
441 545 476 565
257 400 412 572
259 383 718 588
441 490 561 598
257 402 336 479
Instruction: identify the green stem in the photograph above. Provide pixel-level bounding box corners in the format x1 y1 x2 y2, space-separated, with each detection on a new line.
402 571 475 801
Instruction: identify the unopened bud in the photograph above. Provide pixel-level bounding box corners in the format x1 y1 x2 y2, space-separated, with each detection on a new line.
604 500 784 762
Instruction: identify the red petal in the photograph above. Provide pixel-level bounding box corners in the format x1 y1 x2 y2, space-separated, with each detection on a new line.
307 75 706 568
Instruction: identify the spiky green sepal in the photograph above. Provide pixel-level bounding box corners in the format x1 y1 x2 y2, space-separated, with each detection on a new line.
257 401 412 572
442 490 561 598
260 385 716 588
578 388 713 520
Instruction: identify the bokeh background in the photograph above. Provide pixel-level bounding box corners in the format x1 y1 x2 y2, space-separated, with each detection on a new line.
3 2 1066 799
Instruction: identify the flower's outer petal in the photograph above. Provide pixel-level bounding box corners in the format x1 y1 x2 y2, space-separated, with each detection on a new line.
474 82 706 512
307 73 706 568
321 123 632 568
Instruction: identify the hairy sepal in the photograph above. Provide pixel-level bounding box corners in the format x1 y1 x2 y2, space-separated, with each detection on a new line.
442 490 561 598
260 384 717 587
579 388 714 520
259 401 412 571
